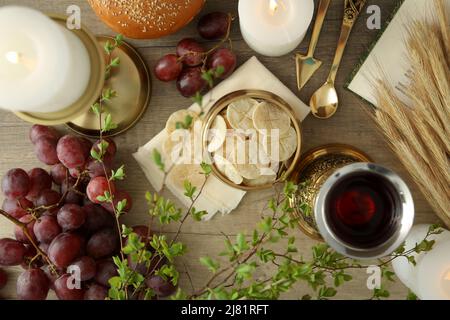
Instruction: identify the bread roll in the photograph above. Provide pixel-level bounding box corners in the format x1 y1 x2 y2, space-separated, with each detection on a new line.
88 0 205 39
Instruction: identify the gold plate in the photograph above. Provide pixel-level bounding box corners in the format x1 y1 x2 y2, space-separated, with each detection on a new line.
14 16 105 125
290 144 372 241
202 90 302 191
67 36 151 138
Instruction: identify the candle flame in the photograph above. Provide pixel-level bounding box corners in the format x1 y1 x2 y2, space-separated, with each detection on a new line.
445 270 450 281
269 0 279 15
5 51 20 64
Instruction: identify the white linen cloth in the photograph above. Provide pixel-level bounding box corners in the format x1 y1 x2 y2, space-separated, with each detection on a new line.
133 56 310 220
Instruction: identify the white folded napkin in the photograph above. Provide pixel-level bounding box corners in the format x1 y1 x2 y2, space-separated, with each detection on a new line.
133 56 310 220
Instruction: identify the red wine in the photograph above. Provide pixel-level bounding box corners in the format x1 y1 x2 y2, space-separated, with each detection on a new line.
325 172 399 248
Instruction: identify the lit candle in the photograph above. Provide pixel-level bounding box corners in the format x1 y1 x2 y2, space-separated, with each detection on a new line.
0 6 91 113
391 224 450 296
238 0 314 57
417 241 450 300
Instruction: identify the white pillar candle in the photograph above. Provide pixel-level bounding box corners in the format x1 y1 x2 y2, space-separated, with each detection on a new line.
391 224 450 295
238 0 314 57
417 241 450 300
0 6 91 113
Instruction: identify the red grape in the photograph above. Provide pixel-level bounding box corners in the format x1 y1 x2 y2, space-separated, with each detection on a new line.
50 164 68 185
2 197 33 219
26 168 52 201
91 138 117 158
0 268 7 289
85 283 108 300
86 176 115 204
17 268 49 300
69 256 96 281
82 204 114 235
61 178 83 205
154 54 183 82
21 245 43 269
101 189 133 214
48 232 82 268
33 215 61 244
87 228 118 259
42 264 59 290
54 274 85 300
145 275 176 297
29 125 59 144
14 215 36 244
36 189 61 214
176 38 205 66
0 238 27 266
2 168 30 199
198 12 230 40
86 154 113 179
34 137 60 165
94 259 117 287
39 242 49 254
176 67 207 97
57 204 86 231
208 48 236 79
79 137 93 159
56 135 87 169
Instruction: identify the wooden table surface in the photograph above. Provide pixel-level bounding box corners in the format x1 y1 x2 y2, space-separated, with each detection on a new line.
0 0 441 300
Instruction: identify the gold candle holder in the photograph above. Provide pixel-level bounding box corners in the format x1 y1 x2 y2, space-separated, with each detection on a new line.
289 144 372 240
14 15 151 138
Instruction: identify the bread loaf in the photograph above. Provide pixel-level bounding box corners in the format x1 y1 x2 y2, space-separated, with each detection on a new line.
88 0 205 39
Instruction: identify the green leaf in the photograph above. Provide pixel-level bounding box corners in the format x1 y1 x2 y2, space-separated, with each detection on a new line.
213 65 225 78
259 217 273 233
102 113 118 133
192 92 203 107
319 286 337 298
200 256 220 273
235 233 249 253
406 290 418 300
200 162 212 176
116 199 128 216
110 57 120 67
183 180 196 199
152 149 165 172
201 70 215 88
91 102 101 116
110 165 125 181
191 207 207 221
175 115 193 130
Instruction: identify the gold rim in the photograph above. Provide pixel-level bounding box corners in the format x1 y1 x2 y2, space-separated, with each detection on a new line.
14 15 105 125
66 35 152 138
202 90 303 191
290 144 372 241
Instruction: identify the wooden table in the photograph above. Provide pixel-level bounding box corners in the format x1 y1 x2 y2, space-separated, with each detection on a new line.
0 0 441 300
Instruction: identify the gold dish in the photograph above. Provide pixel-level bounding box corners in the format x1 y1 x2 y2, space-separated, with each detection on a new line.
202 90 302 191
67 36 151 138
289 144 372 240
14 15 105 125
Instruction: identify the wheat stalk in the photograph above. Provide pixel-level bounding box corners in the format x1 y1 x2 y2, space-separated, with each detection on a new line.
372 0 450 227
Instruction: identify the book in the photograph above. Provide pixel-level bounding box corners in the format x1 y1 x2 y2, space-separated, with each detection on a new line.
346 0 450 106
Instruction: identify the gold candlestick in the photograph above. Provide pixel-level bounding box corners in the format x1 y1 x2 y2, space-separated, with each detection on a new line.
14 15 151 138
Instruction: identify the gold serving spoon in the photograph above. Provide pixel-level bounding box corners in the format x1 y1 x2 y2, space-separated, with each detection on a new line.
295 0 331 90
310 0 367 119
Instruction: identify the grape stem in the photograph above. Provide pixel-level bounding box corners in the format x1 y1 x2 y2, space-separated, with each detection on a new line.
0 209 59 275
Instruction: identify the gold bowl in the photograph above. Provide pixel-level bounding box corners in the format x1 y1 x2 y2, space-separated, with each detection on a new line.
201 90 302 191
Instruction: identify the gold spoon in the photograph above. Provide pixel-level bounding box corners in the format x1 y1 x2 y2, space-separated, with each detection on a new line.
310 0 367 119
296 0 331 90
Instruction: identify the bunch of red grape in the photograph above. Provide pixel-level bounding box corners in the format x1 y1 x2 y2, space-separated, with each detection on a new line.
154 12 237 98
0 125 140 300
